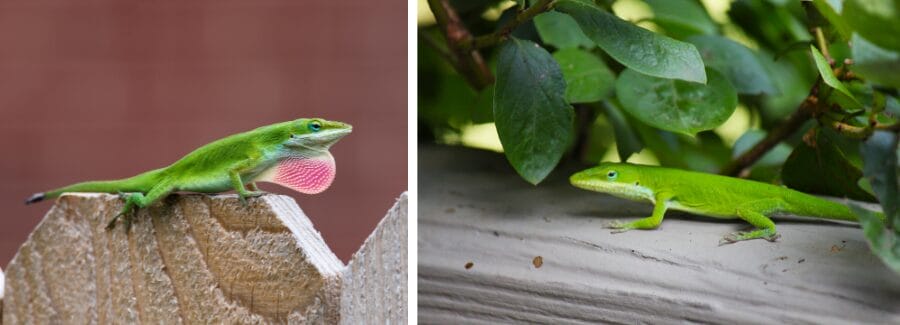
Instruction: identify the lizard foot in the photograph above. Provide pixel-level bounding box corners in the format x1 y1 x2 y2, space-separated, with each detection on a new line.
238 191 267 206
604 220 634 234
107 193 142 231
719 229 780 245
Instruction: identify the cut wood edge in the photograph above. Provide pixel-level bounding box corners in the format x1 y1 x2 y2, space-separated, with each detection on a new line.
340 192 408 324
5 193 345 324
263 195 345 277
1 265 4 322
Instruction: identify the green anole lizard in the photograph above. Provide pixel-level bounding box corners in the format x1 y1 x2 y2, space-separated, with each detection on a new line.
570 162 885 244
26 118 351 229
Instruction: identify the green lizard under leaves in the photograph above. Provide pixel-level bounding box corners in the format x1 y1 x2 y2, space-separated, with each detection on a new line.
570 162 885 244
26 118 351 230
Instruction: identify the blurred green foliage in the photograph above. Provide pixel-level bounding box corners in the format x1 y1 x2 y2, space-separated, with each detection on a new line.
419 0 900 273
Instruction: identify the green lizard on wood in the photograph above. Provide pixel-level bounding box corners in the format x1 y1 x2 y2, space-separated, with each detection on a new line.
26 118 351 229
570 162 884 244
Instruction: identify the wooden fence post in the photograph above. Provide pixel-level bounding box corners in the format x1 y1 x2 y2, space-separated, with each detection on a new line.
3 193 344 324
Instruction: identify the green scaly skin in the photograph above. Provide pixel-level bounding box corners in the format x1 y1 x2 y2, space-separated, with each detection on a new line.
25 118 352 230
570 162 885 244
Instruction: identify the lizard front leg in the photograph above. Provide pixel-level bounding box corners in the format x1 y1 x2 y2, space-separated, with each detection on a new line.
227 152 269 205
229 170 266 204
606 193 672 233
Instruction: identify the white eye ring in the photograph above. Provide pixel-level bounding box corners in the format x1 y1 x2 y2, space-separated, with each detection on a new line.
607 171 617 179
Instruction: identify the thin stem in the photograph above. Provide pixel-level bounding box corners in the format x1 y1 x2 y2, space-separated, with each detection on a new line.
720 80 821 176
875 123 900 132
426 0 495 90
822 119 873 139
419 31 458 67
427 0 452 29
460 0 555 51
814 27 833 64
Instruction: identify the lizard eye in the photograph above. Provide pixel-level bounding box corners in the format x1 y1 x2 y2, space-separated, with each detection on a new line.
309 121 322 132
607 171 617 179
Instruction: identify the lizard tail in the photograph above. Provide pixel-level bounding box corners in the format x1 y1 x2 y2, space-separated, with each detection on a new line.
25 192 45 204
24 168 165 205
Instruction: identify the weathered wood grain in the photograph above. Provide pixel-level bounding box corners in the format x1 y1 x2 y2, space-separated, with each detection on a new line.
340 192 408 324
418 146 900 324
3 193 343 324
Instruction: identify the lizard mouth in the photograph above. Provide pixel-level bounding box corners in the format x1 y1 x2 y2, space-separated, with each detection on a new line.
570 178 653 202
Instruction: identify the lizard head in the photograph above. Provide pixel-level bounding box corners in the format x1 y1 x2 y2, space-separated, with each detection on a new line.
570 162 653 201
285 118 352 152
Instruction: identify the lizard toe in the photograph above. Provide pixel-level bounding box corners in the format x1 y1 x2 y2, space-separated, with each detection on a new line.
605 220 634 234
246 191 267 198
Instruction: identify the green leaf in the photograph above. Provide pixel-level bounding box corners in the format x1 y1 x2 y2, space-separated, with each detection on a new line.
811 0 852 40
849 204 900 275
418 34 494 131
688 35 778 95
644 0 717 37
886 95 900 118
603 101 643 161
729 1 811 50
810 45 861 109
534 11 594 49
844 0 900 52
553 48 615 103
732 130 792 166
615 68 736 135
782 129 877 201
852 34 900 89
555 0 707 83
631 121 730 172
581 112 615 164
494 38 575 184
861 131 899 227
760 51 815 121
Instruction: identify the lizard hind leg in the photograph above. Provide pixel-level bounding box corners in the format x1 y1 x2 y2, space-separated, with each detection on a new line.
106 183 175 231
106 192 145 230
720 199 783 245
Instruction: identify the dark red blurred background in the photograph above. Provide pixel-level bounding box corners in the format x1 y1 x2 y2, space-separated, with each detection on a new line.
0 0 407 266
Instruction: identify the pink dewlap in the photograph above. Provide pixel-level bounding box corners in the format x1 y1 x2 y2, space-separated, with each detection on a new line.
270 155 336 194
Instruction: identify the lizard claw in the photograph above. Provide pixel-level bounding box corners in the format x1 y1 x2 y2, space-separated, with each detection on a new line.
106 214 121 230
106 211 129 231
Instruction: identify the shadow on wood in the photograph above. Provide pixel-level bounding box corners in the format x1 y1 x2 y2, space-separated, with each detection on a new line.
418 145 900 324
3 193 343 324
